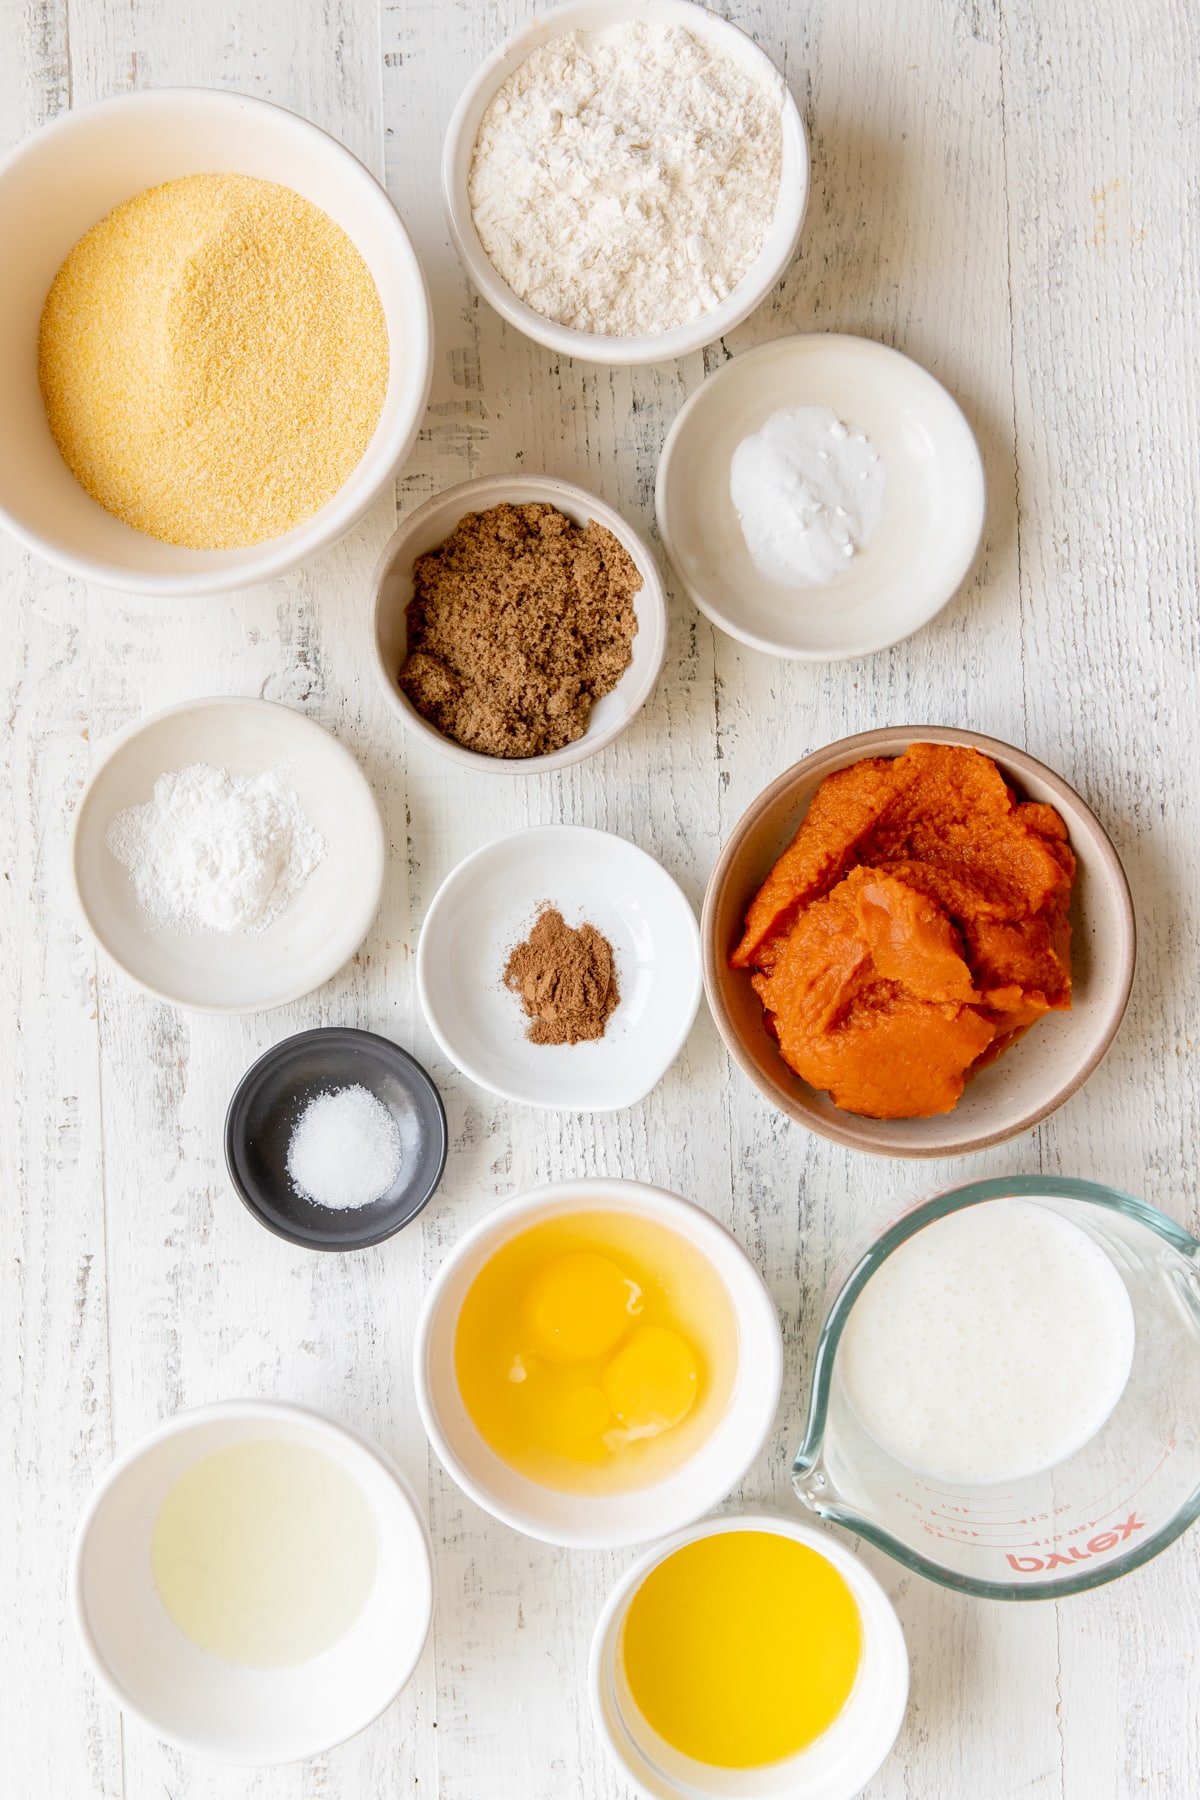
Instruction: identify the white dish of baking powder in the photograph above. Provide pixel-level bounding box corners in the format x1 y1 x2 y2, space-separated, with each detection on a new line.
730 406 885 587
72 697 386 1013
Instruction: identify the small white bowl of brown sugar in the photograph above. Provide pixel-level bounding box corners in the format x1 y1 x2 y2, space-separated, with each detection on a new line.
370 474 668 774
0 89 431 595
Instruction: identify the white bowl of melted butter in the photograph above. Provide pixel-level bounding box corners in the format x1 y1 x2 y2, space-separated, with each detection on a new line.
70 1401 433 1764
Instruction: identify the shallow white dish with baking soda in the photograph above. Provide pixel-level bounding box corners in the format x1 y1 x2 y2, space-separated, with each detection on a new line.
416 825 702 1110
72 697 385 1014
656 333 986 660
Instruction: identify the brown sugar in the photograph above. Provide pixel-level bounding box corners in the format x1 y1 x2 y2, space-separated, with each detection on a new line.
397 502 639 758
503 907 620 1046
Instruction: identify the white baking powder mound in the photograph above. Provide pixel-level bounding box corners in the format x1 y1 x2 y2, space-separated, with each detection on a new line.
468 22 784 336
106 762 325 934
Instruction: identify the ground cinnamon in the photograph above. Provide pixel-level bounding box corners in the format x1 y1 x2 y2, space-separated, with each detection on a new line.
397 501 639 758
502 907 620 1045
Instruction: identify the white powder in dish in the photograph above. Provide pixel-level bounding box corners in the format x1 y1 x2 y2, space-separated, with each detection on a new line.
287 1086 404 1211
106 762 325 934
468 22 784 337
730 406 886 586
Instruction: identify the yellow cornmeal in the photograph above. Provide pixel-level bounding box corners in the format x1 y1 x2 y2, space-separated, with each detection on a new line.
37 174 388 549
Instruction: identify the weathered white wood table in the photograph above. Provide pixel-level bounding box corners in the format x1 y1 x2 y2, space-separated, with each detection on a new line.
3 1 1198 1794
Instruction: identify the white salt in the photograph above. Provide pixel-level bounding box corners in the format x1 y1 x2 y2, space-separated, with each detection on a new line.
286 1086 403 1211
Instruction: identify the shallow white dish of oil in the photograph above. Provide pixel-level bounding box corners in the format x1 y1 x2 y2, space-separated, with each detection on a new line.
70 1400 434 1765
415 826 702 1111
656 333 986 660
71 696 385 1014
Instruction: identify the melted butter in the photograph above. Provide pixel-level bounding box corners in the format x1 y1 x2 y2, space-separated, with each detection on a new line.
621 1531 863 1767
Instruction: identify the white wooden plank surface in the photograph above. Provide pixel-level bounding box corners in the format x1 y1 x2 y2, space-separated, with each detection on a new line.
2 1 1198 1796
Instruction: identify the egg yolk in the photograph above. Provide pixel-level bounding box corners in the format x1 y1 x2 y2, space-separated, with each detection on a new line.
522 1251 641 1364
602 1326 698 1443
453 1210 739 1496
551 1384 612 1452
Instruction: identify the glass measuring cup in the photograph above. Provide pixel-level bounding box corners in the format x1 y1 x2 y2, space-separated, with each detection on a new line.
792 1175 1200 1599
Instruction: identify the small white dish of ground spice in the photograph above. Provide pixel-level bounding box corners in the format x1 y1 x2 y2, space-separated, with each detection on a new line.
416 826 702 1112
371 474 667 774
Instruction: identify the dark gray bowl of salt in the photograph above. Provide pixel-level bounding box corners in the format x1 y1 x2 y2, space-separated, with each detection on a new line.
225 1026 448 1250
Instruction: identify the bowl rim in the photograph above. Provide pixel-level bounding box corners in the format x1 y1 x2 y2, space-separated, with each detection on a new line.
702 726 1137 1157
223 1026 450 1251
68 1398 435 1765
412 1178 784 1548
655 332 987 661
440 0 809 365
70 695 387 1015
587 1509 910 1798
0 86 433 596
415 823 703 1110
370 472 669 775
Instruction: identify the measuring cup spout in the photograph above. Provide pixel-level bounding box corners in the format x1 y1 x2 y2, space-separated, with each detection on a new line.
791 1448 835 1516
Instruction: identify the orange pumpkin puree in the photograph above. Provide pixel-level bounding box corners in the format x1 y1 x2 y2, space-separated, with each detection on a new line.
731 744 1075 1118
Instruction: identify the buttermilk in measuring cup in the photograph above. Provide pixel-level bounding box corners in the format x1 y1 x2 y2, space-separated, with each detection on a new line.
837 1198 1135 1485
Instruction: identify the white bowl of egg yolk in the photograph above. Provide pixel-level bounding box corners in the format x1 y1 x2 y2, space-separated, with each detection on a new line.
413 1180 783 1549
589 1515 909 1800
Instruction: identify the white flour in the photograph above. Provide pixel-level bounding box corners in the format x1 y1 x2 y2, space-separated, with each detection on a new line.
106 762 325 934
731 406 886 586
468 22 784 337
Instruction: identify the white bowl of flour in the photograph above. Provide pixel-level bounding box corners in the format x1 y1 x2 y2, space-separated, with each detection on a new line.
442 0 808 363
72 697 385 1012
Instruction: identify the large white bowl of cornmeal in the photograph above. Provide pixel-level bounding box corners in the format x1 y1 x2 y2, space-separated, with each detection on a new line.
0 88 432 594
70 1401 434 1763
